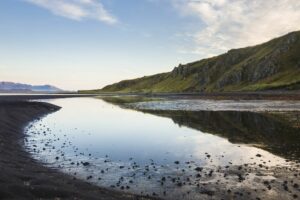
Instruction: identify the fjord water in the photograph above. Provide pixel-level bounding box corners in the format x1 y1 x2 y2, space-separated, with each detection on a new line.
24 98 300 199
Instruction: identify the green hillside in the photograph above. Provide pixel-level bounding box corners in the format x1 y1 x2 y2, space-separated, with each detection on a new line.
83 31 300 93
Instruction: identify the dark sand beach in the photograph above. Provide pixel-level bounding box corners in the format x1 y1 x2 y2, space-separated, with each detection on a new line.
0 99 152 200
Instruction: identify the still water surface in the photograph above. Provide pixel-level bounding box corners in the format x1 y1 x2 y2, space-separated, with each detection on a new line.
24 98 299 198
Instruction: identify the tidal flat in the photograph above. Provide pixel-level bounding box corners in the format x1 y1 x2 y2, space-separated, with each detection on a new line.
23 96 300 200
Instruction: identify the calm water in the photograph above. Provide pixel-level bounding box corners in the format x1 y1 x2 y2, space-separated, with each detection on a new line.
24 97 300 199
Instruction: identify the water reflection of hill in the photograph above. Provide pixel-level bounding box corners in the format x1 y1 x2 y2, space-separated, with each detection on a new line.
101 97 300 161
142 110 300 161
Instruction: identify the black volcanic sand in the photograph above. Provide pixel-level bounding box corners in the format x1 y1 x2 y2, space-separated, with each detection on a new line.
0 101 153 200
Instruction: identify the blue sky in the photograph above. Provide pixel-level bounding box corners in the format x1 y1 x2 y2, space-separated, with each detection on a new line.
1 0 300 90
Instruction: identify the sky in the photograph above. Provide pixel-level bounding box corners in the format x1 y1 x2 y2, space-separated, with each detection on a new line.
1 0 300 90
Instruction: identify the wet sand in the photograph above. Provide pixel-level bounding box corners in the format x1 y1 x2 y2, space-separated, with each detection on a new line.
0 100 152 199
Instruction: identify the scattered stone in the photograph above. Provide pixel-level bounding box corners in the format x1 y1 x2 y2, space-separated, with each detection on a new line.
195 167 203 172
82 162 90 166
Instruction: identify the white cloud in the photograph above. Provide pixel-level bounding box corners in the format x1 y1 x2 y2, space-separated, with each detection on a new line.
172 0 300 57
25 0 118 24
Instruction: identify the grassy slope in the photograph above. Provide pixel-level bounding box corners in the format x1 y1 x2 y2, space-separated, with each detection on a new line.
81 31 300 94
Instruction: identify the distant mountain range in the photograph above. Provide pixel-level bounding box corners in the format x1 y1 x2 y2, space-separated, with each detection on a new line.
83 30 300 93
0 82 63 93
